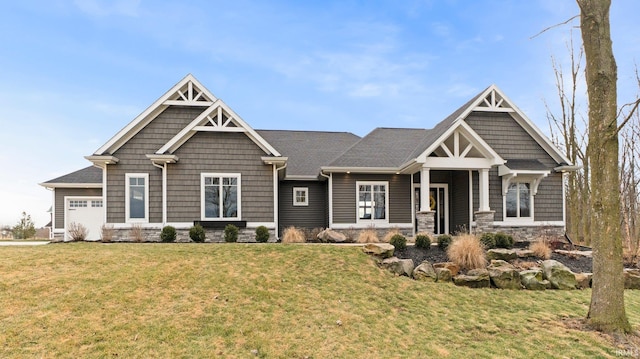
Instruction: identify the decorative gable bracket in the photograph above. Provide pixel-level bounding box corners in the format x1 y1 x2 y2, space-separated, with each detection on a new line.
498 165 549 195
473 88 514 113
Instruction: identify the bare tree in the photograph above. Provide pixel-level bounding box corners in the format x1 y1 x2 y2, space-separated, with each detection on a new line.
577 0 631 333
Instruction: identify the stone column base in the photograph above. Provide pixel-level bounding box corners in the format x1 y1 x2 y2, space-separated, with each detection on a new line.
473 210 495 235
416 211 436 235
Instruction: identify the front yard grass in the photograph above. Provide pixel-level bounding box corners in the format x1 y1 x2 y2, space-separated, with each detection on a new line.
0 243 638 358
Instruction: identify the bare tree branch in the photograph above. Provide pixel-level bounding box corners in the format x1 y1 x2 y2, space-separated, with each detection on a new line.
616 98 640 133
530 15 580 39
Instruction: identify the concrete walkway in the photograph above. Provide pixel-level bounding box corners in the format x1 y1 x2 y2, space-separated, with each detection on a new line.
0 241 50 246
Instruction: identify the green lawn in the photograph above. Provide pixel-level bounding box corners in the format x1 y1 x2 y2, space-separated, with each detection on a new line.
0 243 638 358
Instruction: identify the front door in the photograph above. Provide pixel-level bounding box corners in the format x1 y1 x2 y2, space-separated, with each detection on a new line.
414 184 449 234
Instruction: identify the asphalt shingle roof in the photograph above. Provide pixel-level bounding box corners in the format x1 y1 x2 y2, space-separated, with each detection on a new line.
257 130 361 178
504 159 549 170
43 166 102 184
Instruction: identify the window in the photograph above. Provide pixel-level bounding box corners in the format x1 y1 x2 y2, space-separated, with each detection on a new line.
293 187 308 206
201 173 241 220
69 200 87 208
91 200 103 208
357 181 388 223
126 173 149 222
506 182 531 218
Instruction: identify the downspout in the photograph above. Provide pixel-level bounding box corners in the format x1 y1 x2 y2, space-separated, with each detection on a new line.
274 163 287 240
319 171 332 229
151 162 167 226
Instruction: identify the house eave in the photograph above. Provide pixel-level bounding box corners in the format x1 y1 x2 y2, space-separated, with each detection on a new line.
321 166 402 174
85 155 120 167
262 156 288 165
554 164 582 172
283 175 323 181
39 182 102 189
146 154 179 164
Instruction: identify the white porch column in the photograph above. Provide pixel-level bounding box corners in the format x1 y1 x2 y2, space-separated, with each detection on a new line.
478 168 490 212
420 166 431 211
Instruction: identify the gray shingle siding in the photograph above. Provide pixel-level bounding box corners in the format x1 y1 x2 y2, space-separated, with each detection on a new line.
279 181 328 233
168 131 274 223
451 171 470 233
466 111 564 221
54 188 103 229
331 173 411 225
107 106 210 223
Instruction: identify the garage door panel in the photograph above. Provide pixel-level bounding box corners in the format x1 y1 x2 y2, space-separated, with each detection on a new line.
66 197 104 241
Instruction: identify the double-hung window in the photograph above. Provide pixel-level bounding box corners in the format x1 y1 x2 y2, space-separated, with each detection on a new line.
357 181 388 223
126 173 149 223
201 173 241 220
505 182 531 219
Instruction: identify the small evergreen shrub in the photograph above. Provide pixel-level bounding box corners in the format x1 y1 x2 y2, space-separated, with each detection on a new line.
224 224 239 243
437 234 453 250
189 224 206 243
282 226 305 243
255 226 270 243
414 233 431 249
160 225 177 243
446 234 486 271
357 229 379 243
389 234 407 251
494 232 514 249
479 232 496 249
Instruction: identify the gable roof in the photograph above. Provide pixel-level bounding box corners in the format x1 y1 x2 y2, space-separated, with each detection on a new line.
93 74 217 155
39 166 102 188
327 128 430 169
257 130 360 178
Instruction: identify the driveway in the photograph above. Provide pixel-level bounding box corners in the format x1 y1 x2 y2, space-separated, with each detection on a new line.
0 241 50 246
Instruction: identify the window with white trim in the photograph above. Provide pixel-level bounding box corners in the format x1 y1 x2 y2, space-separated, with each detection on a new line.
126 173 149 222
505 182 531 218
201 173 241 220
91 200 103 208
357 181 388 223
293 187 308 206
69 200 87 208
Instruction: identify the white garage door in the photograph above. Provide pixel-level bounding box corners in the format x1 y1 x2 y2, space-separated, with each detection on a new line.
66 197 105 241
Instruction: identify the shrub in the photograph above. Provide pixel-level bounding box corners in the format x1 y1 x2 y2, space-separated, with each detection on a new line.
494 232 514 249
529 240 551 260
382 228 401 243
479 232 496 249
437 234 453 250
224 224 239 243
389 234 407 252
130 224 144 242
161 225 177 243
255 226 270 243
189 225 206 243
100 223 114 242
282 226 305 243
447 234 486 271
68 222 88 242
414 233 431 249
357 229 379 243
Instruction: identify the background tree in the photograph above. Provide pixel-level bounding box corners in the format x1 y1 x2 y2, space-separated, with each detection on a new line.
12 211 36 239
577 0 631 333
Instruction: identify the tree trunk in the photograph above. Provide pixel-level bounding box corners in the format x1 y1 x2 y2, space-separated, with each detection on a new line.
577 0 631 333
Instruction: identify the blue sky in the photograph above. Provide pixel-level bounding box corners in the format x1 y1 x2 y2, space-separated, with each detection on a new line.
1 0 639 228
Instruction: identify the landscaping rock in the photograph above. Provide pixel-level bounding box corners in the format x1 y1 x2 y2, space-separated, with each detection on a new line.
487 260 521 290
486 248 518 261
317 229 347 243
362 243 395 259
454 268 490 288
380 257 414 277
435 267 452 283
413 261 437 282
433 262 460 276
574 272 592 289
624 269 640 290
542 260 577 290
515 249 534 258
519 269 548 290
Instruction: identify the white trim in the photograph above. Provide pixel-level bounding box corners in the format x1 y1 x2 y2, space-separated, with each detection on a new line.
356 181 389 225
320 166 400 174
102 166 108 223
419 167 430 212
155 222 277 230
411 178 417 235
94 74 218 155
421 157 499 170
331 223 413 230
502 180 534 220
468 170 474 222
51 189 56 233
200 173 242 221
493 221 564 227
430 183 449 235
562 172 567 225
293 187 309 206
328 173 334 228
125 173 149 223
39 183 102 189
157 100 280 156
